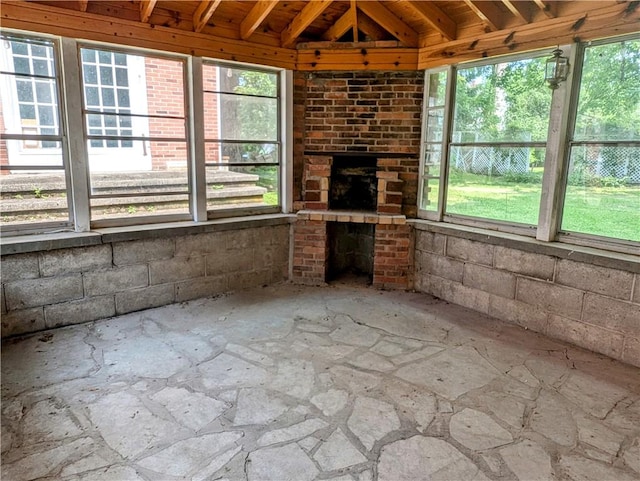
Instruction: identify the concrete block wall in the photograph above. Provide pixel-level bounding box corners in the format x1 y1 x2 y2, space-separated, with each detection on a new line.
1 224 290 337
413 226 640 367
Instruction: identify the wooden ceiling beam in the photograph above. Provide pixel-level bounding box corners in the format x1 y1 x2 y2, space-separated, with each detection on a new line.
532 0 557 18
357 0 418 47
501 0 531 24
139 0 157 23
240 0 279 40
193 0 223 33
351 0 358 43
400 0 457 41
78 0 88 12
281 0 333 48
463 0 504 31
322 6 354 42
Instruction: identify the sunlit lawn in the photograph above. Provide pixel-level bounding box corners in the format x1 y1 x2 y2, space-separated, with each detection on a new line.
445 171 640 241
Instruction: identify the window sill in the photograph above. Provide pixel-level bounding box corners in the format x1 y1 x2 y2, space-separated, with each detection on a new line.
0 213 295 256
409 219 640 274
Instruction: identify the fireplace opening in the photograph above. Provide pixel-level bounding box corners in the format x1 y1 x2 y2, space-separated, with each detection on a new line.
329 156 377 211
327 222 374 285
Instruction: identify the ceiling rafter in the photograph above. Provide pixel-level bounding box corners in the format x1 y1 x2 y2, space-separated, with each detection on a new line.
240 0 279 40
463 0 503 31
532 0 557 18
78 0 88 12
322 6 354 42
400 0 456 41
139 0 157 23
501 0 530 23
281 0 334 48
193 0 223 33
357 10 390 42
351 0 358 43
357 1 418 47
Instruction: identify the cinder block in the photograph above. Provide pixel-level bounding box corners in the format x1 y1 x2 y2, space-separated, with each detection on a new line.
5 275 83 311
489 295 548 333
270 263 289 283
149 256 205 285
225 229 255 251
254 247 289 271
175 276 227 302
582 293 639 337
632 274 640 304
446 237 494 266
418 253 463 283
622 337 640 368
113 238 175 266
115 284 174 315
516 278 583 320
0 253 39 282
44 295 115 329
494 246 555 281
556 259 633 300
228 269 271 291
415 231 445 255
205 251 227 277
546 314 624 361
1 286 6 314
174 232 224 257
83 265 148 296
269 225 291 247
464 263 516 299
40 245 112 277
224 251 255 275
423 274 490 314
1 307 45 337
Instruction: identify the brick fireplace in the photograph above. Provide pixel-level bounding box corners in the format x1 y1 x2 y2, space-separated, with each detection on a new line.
292 71 423 289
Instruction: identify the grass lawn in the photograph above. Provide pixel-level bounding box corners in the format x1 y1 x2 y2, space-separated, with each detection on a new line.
445 170 640 242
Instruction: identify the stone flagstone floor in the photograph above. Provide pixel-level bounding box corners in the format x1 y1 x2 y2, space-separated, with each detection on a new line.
2 283 640 481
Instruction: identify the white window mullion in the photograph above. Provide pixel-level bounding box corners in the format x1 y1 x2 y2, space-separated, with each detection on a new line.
189 56 207 221
60 37 91 232
281 69 293 214
536 44 580 242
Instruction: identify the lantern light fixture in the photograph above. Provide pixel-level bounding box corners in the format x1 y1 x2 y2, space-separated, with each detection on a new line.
545 48 570 90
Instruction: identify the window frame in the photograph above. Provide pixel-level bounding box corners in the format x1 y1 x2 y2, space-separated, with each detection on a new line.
418 37 640 254
0 31 74 236
200 59 284 220
1 28 291 237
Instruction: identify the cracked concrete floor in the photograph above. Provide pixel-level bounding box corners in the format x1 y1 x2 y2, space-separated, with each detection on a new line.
2 283 640 481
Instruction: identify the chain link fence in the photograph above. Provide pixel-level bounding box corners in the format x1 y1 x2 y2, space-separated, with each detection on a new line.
569 145 640 184
450 145 533 176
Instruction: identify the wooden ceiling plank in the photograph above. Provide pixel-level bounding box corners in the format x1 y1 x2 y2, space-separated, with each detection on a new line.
139 0 157 23
281 0 334 48
356 0 419 47
322 7 354 41
532 0 557 18
501 0 530 23
400 0 457 41
193 0 223 33
463 0 503 31
240 0 279 40
78 0 89 12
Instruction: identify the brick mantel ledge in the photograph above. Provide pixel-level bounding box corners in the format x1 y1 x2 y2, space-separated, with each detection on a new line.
297 210 406 225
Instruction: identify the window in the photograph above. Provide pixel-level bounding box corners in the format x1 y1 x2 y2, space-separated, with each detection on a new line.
419 69 448 214
0 33 71 230
79 47 190 223
561 39 640 242
203 63 280 215
445 55 552 227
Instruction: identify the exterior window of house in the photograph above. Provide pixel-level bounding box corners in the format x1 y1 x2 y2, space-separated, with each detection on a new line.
561 38 640 242
79 46 190 224
445 54 552 227
0 33 71 230
202 62 280 215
